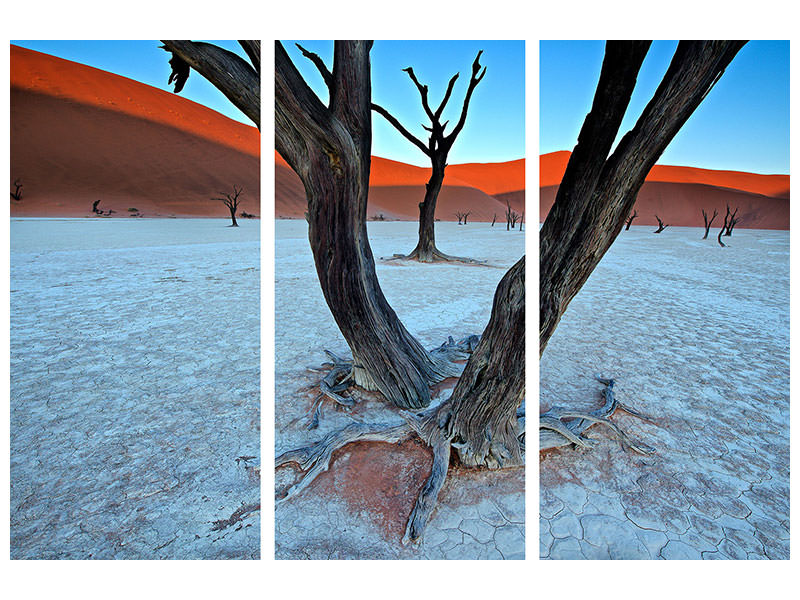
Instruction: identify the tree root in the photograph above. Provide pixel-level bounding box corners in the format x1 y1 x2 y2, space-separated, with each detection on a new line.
539 375 656 454
305 337 478 429
277 400 525 545
381 247 487 265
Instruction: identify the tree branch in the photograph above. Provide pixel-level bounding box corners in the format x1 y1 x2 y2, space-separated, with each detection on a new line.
402 67 436 122
238 40 261 74
296 43 333 93
443 50 486 147
371 103 431 157
434 73 460 119
161 40 260 129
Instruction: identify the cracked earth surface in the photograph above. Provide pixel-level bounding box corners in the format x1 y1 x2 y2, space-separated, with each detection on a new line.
275 220 525 559
541 227 789 560
10 219 260 559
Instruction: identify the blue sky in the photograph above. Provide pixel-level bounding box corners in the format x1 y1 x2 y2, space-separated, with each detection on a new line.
540 40 789 175
284 40 525 166
11 40 255 126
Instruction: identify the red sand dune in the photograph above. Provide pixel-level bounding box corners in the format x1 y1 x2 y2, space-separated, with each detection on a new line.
540 151 789 230
276 150 525 221
10 45 260 218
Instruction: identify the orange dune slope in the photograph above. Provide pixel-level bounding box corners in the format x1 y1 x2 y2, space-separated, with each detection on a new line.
540 151 789 230
10 45 260 218
276 150 525 221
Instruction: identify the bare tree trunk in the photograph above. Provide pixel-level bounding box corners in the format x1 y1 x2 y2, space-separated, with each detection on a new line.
275 41 458 409
702 208 718 239
540 41 745 356
625 210 637 230
440 257 525 468
229 206 238 227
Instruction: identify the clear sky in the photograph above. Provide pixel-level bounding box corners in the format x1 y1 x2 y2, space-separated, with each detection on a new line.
540 40 789 175
283 40 525 166
11 40 255 126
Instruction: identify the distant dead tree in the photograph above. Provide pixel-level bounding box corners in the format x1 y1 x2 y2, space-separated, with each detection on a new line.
10 179 23 201
491 213 496 227
625 210 637 230
509 211 521 229
92 199 102 214
654 215 669 233
371 50 486 262
701 208 718 239
717 219 727 247
505 199 514 230
520 212 524 232
724 204 740 236
214 185 244 227
455 211 465 224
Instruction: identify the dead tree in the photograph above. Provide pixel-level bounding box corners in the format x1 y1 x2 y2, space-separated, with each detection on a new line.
505 198 513 230
702 208 718 239
455 211 465 225
10 179 23 201
540 41 745 450
463 211 471 225
92 199 102 214
276 41 461 410
161 40 260 129
491 213 496 227
724 204 740 236
371 50 486 263
509 211 521 229
625 210 637 230
214 185 243 227
276 41 525 543
520 211 524 232
654 215 669 233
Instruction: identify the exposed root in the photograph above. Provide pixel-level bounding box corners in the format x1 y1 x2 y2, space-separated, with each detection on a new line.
277 401 526 545
428 334 481 362
381 247 487 265
306 337 478 428
275 421 415 503
539 375 655 454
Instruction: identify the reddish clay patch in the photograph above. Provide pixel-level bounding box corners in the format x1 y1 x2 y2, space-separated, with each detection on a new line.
310 439 433 541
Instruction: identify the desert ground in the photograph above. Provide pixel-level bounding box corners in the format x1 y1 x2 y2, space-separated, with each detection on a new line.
275 220 525 559
540 226 789 559
10 218 260 559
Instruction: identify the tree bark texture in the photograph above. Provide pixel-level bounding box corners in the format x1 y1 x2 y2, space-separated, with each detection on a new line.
540 40 745 356
161 40 261 129
434 257 525 468
275 41 459 409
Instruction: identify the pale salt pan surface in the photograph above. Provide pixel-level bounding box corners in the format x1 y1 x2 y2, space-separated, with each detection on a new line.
10 218 260 559
540 226 789 560
275 220 525 559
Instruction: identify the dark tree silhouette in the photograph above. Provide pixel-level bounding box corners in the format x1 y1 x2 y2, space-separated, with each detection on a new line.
702 208 718 239
92 199 102 214
215 185 244 226
724 204 740 236
491 213 497 227
540 40 745 451
625 209 638 230
654 214 669 233
371 50 486 263
161 40 260 129
10 179 23 201
275 40 524 543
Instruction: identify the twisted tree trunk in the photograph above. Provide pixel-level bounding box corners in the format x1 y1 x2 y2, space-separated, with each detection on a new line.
540 41 745 357
275 41 459 409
